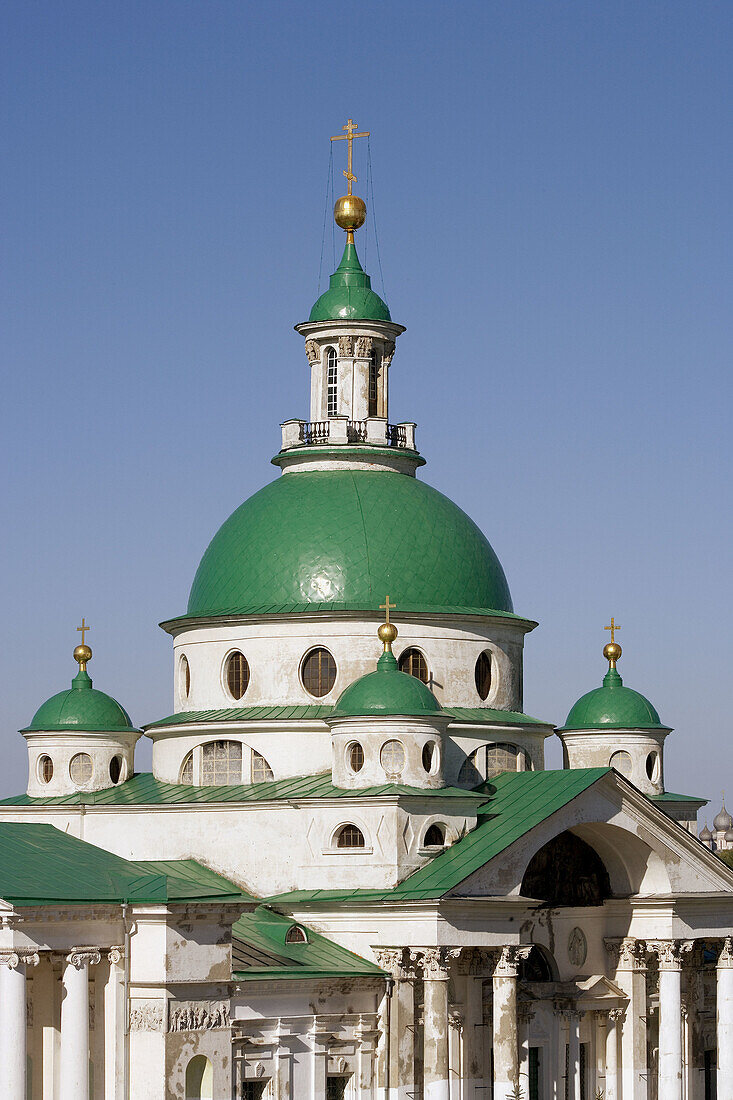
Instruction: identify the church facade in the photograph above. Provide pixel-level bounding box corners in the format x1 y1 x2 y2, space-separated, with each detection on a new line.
1 126 732 1100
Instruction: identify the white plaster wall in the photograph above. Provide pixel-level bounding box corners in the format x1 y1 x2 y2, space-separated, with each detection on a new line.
167 615 531 714
23 731 140 797
558 728 669 795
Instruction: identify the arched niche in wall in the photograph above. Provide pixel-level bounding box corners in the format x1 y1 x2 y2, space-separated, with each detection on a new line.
521 831 612 907
185 1055 213 1100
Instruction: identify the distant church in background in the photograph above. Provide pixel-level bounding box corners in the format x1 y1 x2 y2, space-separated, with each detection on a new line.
0 122 732 1100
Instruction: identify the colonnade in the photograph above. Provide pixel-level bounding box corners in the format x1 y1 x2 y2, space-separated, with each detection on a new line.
0 947 108 1100
377 937 733 1100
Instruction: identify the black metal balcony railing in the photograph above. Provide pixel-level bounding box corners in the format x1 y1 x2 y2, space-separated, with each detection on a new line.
387 423 408 448
295 420 411 449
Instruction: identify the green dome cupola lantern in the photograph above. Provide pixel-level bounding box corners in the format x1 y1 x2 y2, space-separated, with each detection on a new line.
22 621 141 799
556 620 672 797
285 120 413 474
327 600 451 790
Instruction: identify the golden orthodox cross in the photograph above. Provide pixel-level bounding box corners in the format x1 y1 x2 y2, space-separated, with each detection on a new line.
604 617 620 643
380 595 396 624
331 119 369 195
77 617 90 646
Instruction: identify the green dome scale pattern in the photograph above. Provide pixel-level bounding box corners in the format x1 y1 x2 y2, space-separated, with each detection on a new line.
561 666 668 731
309 239 391 322
24 670 138 734
184 470 514 622
332 650 443 717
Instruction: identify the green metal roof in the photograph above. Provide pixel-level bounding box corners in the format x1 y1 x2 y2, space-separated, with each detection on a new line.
182 470 513 622
309 238 391 322
24 669 138 734
0 771 487 808
332 649 443 718
651 791 708 804
562 666 666 731
266 769 610 904
0 822 252 906
233 905 384 980
144 705 549 730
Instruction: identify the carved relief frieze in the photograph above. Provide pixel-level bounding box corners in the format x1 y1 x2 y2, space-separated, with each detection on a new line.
305 339 319 363
168 1000 230 1032
338 336 354 357
354 336 372 358
129 1000 166 1032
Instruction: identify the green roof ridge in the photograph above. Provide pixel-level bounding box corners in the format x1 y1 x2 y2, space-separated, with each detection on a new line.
309 238 391 322
143 705 550 729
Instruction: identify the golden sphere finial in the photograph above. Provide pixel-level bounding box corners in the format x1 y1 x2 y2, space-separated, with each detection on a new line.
334 194 366 233
378 622 398 652
603 641 622 668
74 643 92 671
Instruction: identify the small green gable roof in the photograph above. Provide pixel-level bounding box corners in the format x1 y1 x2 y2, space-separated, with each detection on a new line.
561 666 667 731
309 239 391 322
24 669 138 734
332 649 443 718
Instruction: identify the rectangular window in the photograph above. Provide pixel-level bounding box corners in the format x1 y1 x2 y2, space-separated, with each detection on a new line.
368 353 378 416
705 1049 717 1100
529 1047 541 1100
564 1044 587 1100
327 351 338 416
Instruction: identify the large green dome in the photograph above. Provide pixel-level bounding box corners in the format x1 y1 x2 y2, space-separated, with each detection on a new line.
184 470 514 620
561 667 667 731
332 650 443 717
23 670 138 733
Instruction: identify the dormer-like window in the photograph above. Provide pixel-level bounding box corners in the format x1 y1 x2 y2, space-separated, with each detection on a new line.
285 924 307 944
326 348 338 416
336 824 365 848
368 349 379 416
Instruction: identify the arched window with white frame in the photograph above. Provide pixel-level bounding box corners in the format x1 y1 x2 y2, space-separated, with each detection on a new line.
326 347 338 416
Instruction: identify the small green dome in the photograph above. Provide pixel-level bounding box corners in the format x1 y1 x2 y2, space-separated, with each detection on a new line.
561 667 666 731
309 239 391 322
332 650 443 717
24 670 138 733
184 470 514 620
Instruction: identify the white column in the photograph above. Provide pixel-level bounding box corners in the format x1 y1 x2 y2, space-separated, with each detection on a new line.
605 938 649 1100
653 941 693 1100
717 937 733 1100
60 949 100 1100
566 1010 581 1100
492 947 529 1100
104 948 125 1100
417 948 457 1100
604 1009 623 1100
0 951 38 1100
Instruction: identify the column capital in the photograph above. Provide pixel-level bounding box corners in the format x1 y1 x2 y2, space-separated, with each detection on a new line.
0 950 39 969
409 947 461 980
718 936 733 968
66 949 101 970
607 1008 626 1023
493 945 532 979
107 946 125 966
553 998 583 1022
604 937 647 970
647 939 695 970
373 947 412 979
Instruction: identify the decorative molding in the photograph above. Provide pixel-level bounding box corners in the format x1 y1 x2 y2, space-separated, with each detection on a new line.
373 948 410 979
383 342 395 367
647 940 695 970
107 947 124 966
568 927 587 968
409 947 461 981
608 1008 625 1024
354 336 372 358
718 937 733 969
129 1000 166 1032
169 1000 230 1032
448 1008 464 1033
494 945 532 979
0 950 39 969
605 938 647 971
66 950 101 970
305 339 319 363
339 336 354 357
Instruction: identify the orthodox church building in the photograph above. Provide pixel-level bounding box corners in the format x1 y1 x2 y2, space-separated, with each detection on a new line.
1 125 732 1100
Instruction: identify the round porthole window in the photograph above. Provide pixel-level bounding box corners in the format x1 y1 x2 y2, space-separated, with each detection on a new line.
475 651 492 700
70 752 93 786
38 755 53 784
380 740 405 776
225 651 250 700
347 742 365 773
609 750 633 778
109 755 123 784
301 648 337 698
646 751 659 781
180 654 191 699
422 741 438 774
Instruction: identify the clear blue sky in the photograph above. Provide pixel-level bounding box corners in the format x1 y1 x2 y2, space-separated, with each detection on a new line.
2 1 731 807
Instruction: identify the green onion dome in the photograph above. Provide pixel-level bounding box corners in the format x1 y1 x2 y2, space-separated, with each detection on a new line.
23 669 138 733
309 240 391 322
561 666 666 731
332 649 443 718
184 470 514 621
